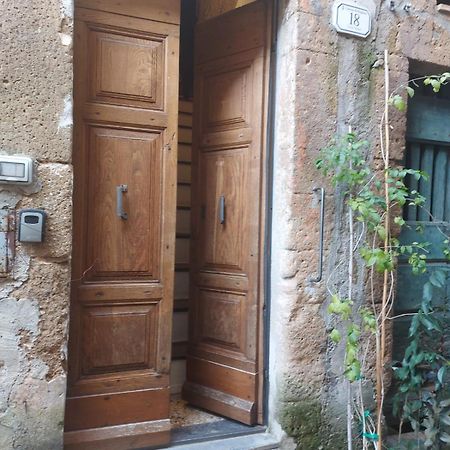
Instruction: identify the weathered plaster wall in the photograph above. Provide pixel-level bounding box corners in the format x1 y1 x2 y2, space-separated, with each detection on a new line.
0 0 73 448
269 0 450 448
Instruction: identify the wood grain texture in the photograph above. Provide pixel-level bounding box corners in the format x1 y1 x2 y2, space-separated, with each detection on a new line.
64 419 170 450
197 0 257 23
80 303 158 375
185 0 271 425
65 388 169 431
67 1 179 445
183 382 255 424
195 1 266 64
85 126 161 280
76 0 180 24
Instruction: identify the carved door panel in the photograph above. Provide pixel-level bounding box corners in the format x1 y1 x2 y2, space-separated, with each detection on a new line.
65 1 179 448
185 0 271 425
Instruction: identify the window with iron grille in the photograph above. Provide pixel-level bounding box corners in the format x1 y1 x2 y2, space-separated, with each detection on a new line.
403 77 450 222
387 72 450 428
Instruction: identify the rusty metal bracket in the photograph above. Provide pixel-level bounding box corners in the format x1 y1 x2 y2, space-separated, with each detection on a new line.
0 209 15 276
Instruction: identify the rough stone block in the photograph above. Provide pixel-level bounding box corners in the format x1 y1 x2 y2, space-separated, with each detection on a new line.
19 163 73 259
0 0 73 163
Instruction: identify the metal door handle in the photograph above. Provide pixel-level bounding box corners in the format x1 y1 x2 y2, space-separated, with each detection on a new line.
308 187 325 282
219 195 225 224
116 184 128 220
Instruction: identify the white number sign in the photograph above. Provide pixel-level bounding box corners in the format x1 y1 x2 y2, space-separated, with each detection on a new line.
332 2 372 38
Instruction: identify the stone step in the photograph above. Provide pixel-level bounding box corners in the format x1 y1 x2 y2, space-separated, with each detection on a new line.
166 432 280 450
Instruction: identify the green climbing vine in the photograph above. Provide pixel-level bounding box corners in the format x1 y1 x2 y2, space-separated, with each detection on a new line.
317 131 428 449
392 280 450 449
316 52 450 450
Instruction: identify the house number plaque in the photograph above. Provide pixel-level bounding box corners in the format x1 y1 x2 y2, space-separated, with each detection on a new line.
332 2 372 38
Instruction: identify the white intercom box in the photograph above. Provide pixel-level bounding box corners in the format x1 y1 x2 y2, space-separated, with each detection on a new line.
0 156 33 184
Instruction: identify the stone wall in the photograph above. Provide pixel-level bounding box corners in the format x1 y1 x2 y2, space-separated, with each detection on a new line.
0 0 73 448
269 0 450 448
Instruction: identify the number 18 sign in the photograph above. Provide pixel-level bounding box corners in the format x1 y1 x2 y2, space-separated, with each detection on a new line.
332 2 372 38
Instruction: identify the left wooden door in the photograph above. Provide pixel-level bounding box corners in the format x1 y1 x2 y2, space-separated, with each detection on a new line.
65 1 179 449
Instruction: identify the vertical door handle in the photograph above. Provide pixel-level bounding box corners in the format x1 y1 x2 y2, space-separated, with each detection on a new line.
218 195 225 224
116 184 128 220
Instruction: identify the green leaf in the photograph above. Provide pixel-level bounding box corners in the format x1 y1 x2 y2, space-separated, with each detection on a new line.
408 320 419 338
430 270 446 288
393 95 406 111
438 366 446 385
347 325 360 344
394 216 406 226
423 282 433 302
389 94 407 112
406 86 415 98
330 328 341 344
431 79 441 93
375 225 386 240
440 432 450 443
418 313 441 332
440 412 450 426
399 384 410 393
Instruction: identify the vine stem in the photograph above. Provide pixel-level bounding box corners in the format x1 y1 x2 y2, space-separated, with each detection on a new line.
347 125 354 450
347 380 353 450
348 127 354 313
376 48 391 450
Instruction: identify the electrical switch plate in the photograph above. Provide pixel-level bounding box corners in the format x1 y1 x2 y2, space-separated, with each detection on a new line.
0 155 33 184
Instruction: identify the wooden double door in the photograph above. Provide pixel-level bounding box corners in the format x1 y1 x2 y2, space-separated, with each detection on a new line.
65 1 271 448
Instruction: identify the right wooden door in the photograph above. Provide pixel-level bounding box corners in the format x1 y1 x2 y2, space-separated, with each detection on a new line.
184 0 271 425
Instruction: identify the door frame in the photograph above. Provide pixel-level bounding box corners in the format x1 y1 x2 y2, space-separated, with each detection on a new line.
261 0 279 426
65 0 280 442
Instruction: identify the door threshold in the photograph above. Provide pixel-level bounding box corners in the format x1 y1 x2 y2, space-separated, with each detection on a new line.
166 429 279 450
135 419 279 449
171 420 266 446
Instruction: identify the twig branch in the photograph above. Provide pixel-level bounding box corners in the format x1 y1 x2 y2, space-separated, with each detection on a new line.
376 48 391 450
348 125 354 450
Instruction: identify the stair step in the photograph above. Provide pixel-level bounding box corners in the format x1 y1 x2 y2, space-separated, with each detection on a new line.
167 432 280 450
